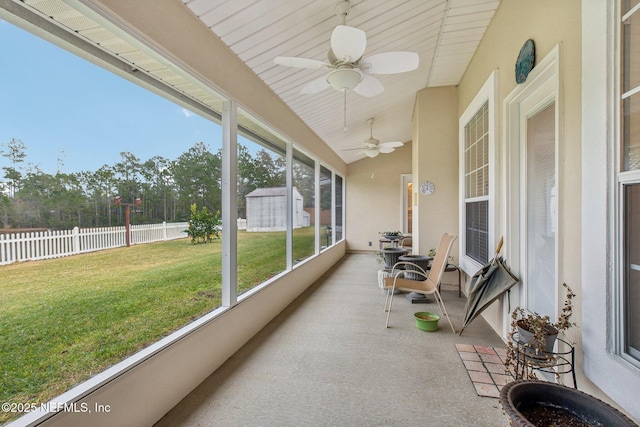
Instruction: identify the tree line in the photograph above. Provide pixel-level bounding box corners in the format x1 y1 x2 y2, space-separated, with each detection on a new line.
0 138 316 230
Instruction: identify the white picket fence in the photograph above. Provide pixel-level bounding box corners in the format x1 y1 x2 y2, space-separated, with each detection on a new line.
0 222 188 266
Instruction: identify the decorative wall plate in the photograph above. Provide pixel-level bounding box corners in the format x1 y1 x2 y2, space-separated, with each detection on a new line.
420 181 435 195
515 39 535 84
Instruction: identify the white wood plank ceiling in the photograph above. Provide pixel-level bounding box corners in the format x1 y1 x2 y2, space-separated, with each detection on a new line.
8 0 499 164
183 0 500 163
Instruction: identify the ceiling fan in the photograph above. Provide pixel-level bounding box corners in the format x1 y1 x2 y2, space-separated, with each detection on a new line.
273 0 419 98
343 118 403 158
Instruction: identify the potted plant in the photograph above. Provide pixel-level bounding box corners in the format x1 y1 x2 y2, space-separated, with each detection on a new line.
377 231 408 269
504 283 576 377
380 230 403 241
322 225 332 247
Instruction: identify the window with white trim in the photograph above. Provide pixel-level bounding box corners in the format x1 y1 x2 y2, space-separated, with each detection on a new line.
459 72 497 274
619 1 640 365
334 174 344 242
464 102 490 264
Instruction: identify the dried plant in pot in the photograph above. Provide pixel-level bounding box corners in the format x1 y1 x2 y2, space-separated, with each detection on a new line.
379 230 403 241
504 283 576 377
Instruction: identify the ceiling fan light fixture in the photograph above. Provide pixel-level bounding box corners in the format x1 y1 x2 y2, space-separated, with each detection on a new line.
365 147 379 158
326 68 362 91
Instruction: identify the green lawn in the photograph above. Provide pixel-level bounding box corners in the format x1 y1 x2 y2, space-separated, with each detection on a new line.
0 227 315 423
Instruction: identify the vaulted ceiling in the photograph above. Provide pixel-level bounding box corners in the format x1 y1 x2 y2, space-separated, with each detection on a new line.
6 0 500 164
183 0 500 163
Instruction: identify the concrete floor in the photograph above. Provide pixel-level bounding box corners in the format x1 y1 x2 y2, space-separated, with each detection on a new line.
155 253 512 427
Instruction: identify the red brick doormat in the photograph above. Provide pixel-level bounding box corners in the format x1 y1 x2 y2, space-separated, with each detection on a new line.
455 343 514 398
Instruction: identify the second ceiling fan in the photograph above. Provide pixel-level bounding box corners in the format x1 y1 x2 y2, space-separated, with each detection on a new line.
343 118 403 158
273 0 419 98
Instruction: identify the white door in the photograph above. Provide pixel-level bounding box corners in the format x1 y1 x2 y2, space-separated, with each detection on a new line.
523 101 557 316
504 46 560 329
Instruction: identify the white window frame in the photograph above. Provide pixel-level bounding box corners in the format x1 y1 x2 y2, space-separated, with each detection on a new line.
333 171 345 244
458 70 498 275
616 2 640 367
616 177 640 366
582 1 640 418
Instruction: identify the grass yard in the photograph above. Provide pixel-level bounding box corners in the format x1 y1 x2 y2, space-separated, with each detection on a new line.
0 227 315 423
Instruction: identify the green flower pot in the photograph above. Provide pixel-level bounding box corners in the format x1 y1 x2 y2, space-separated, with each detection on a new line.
414 312 440 331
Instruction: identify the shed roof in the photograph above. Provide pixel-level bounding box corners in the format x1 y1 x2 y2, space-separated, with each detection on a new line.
246 187 301 198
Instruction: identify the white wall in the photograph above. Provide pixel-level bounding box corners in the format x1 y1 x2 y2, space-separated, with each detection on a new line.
247 195 287 231
581 1 640 421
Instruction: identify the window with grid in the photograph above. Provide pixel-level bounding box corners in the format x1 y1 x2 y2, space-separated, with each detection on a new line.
333 175 344 242
463 102 490 265
620 0 640 364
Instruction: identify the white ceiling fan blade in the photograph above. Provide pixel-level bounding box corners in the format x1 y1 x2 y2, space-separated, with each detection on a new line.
301 75 331 94
359 51 419 74
380 141 403 149
341 147 365 152
274 56 331 69
353 74 384 97
378 146 396 154
331 25 367 62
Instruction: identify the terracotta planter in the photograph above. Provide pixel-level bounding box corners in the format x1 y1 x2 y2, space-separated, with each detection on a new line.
500 380 638 427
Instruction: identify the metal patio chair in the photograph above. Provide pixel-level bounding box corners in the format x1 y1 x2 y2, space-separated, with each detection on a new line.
383 233 457 332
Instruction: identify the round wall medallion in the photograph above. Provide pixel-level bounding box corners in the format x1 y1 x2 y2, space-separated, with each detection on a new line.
515 39 535 84
420 181 435 195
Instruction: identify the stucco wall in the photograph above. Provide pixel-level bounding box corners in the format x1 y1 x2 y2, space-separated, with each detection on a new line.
345 86 459 259
345 142 412 252
455 0 582 342
412 86 459 257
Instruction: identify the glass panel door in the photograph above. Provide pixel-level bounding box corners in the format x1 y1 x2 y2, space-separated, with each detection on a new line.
621 2 640 365
624 184 640 359
525 103 557 316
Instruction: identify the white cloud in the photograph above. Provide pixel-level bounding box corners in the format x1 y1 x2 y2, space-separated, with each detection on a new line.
181 108 193 118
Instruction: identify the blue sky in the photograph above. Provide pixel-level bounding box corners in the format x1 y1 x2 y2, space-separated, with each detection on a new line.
0 19 222 175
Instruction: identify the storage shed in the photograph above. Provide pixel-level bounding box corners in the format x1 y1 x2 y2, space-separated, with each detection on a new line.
245 187 306 232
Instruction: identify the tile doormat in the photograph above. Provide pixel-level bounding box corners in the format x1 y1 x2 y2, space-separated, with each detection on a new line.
455 343 514 398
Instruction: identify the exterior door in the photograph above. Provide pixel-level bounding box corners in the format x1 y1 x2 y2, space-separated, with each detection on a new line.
504 46 560 333
523 101 557 316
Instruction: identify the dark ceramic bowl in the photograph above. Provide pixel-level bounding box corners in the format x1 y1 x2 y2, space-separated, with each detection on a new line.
500 380 637 427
